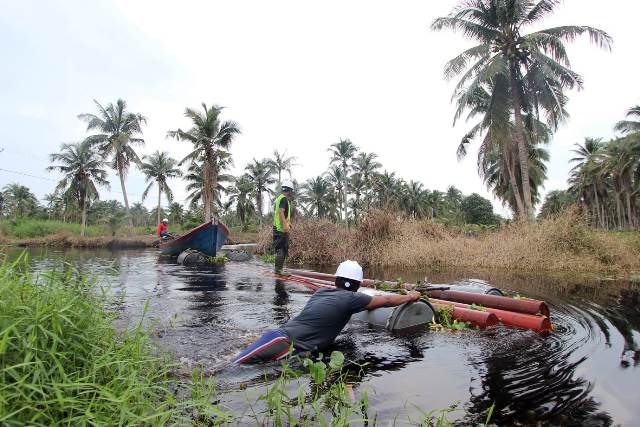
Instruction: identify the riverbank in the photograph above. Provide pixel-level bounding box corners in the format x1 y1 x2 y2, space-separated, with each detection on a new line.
0 219 257 248
257 210 640 277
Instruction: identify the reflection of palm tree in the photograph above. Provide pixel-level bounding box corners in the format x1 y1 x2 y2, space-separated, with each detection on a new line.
79 99 146 229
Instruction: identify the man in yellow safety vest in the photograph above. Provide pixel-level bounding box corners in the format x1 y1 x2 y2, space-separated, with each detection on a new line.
273 179 294 274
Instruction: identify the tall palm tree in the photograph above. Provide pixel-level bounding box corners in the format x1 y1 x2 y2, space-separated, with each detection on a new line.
245 158 276 225
2 184 38 218
130 202 149 227
328 139 358 224
140 151 183 226
268 150 297 189
300 176 337 219
184 151 234 211
168 103 240 221
432 0 612 218
614 105 640 136
228 175 256 231
78 99 146 229
47 141 109 236
373 170 401 209
325 165 346 219
353 152 382 210
168 202 184 226
569 138 606 227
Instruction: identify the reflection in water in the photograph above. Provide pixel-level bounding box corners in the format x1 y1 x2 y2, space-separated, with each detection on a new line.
2 247 639 426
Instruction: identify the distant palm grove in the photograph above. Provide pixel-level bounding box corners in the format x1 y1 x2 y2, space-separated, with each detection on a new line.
1 0 639 234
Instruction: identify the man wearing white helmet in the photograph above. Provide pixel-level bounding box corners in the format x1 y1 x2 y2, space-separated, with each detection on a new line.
233 260 420 364
272 179 294 274
157 218 171 239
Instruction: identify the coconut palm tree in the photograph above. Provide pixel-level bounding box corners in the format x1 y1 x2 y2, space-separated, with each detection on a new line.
268 150 297 189
2 184 38 218
539 190 575 218
614 105 640 136
300 176 337 219
183 151 234 211
47 141 109 236
168 202 184 226
432 0 612 218
168 103 240 222
78 99 146 230
568 138 606 227
130 202 149 227
228 175 256 231
140 151 182 227
328 139 358 224
245 158 276 225
353 152 382 210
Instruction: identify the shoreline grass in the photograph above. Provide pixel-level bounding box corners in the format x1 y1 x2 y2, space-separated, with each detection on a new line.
0 255 228 425
256 210 640 276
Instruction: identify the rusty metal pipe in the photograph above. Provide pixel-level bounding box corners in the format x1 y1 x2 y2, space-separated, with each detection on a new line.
427 289 550 317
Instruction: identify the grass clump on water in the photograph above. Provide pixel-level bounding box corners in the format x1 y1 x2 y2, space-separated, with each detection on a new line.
0 254 230 426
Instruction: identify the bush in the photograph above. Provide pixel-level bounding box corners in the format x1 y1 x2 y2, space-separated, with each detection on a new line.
0 219 104 238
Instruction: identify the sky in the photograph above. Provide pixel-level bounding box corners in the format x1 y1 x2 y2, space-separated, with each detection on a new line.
1 0 638 217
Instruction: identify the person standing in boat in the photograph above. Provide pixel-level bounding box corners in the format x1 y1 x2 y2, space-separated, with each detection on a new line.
233 260 421 364
273 179 294 274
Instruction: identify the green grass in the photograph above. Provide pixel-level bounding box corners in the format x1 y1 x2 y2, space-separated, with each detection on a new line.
0 219 106 239
0 254 230 426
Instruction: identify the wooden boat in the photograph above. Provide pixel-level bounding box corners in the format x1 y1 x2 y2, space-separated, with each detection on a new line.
159 220 229 257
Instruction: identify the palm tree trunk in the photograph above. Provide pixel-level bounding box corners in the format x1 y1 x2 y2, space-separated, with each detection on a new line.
509 70 533 219
257 192 263 225
593 184 602 228
157 183 162 227
202 151 213 222
342 162 348 227
80 195 87 237
504 143 525 218
615 192 623 229
211 161 218 220
117 164 134 234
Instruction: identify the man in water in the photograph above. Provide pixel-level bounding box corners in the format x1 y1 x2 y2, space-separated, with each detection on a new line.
233 260 421 364
272 179 294 274
156 218 171 239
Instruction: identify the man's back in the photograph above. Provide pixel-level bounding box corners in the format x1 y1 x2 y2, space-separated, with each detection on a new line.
280 288 371 351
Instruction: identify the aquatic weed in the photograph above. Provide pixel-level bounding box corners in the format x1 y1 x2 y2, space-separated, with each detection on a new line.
208 255 228 265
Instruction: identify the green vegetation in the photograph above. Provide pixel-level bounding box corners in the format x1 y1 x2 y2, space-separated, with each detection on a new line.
208 255 228 265
430 305 470 332
140 151 183 226
261 253 276 263
0 258 494 425
0 256 227 425
0 218 105 239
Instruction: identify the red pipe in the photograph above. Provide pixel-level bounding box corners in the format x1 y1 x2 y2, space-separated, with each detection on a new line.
286 268 393 287
288 274 501 330
428 289 550 317
430 298 552 333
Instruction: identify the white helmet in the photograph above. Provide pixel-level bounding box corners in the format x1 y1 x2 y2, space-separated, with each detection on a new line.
335 260 363 282
281 179 294 191
162 218 169 223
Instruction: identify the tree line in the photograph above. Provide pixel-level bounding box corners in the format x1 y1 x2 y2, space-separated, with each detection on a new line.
539 106 640 229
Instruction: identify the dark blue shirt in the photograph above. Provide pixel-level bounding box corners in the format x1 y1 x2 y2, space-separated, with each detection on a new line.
280 288 372 351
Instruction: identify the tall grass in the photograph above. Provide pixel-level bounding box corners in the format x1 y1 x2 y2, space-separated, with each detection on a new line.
0 219 105 239
0 255 229 426
257 209 640 273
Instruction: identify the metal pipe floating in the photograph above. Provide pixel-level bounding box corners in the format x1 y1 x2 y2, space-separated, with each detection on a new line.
427 289 550 317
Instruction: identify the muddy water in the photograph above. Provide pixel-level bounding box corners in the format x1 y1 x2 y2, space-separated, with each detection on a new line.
3 247 639 426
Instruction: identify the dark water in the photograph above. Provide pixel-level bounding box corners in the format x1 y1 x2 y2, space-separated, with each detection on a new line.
3 247 639 426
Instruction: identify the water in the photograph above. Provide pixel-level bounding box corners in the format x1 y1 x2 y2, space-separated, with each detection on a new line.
3 247 639 426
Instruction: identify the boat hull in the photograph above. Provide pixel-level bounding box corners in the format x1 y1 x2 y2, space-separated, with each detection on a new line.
159 221 229 257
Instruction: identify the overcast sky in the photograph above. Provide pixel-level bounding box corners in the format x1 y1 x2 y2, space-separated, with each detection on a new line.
1 0 638 216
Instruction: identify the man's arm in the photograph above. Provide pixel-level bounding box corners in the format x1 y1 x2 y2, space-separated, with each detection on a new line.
279 208 290 233
364 291 421 310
